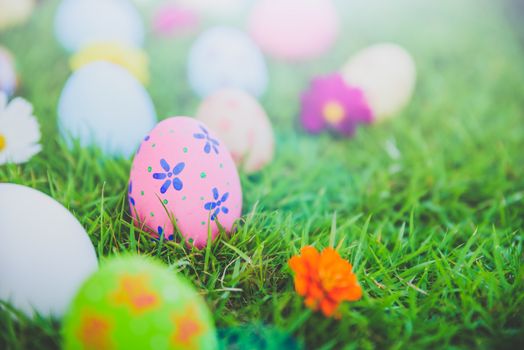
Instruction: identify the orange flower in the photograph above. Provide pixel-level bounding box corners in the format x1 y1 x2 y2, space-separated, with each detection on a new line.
288 246 362 317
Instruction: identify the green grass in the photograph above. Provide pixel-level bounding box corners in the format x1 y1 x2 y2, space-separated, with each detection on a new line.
1 0 524 349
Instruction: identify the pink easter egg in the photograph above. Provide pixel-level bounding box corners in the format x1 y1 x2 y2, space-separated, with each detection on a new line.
248 0 340 61
128 117 242 248
195 88 275 174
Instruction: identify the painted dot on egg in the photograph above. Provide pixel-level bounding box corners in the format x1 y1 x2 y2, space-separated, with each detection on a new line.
183 147 188 153
163 199 168 204
141 191 145 196
148 166 152 172
200 172 207 178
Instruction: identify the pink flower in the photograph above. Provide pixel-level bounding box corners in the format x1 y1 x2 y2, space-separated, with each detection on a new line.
300 73 373 136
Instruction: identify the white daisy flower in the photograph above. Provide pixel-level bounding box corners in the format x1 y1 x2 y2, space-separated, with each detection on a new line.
0 92 42 165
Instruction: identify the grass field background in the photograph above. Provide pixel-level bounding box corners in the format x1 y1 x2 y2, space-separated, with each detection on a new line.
1 0 523 349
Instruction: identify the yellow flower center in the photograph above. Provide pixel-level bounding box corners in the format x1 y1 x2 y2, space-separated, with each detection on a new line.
0 134 6 152
322 101 345 125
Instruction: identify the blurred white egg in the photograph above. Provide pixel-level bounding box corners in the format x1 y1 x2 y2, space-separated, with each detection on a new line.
58 61 157 158
54 0 144 52
0 46 17 96
196 88 274 173
187 26 268 98
341 43 416 121
0 183 98 318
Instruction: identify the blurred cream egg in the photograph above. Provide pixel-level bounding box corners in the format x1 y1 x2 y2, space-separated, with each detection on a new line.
341 43 416 121
0 183 98 318
0 0 35 31
196 89 274 173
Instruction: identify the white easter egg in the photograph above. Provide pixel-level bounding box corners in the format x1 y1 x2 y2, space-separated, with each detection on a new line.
341 43 416 121
57 61 157 158
187 26 268 98
0 183 98 318
196 89 274 173
54 0 144 52
0 46 17 97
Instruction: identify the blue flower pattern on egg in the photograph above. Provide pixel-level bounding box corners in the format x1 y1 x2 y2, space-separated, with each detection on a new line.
152 159 185 194
136 135 150 155
128 181 135 206
157 226 173 241
204 188 229 220
193 125 220 154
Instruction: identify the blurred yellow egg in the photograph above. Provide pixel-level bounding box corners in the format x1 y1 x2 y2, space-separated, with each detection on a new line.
70 42 149 84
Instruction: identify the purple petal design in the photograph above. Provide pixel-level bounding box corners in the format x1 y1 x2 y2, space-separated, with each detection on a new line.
153 173 167 179
194 133 206 139
220 192 229 202
204 142 211 154
221 207 229 214
160 159 170 172
212 208 220 220
200 125 209 134
172 177 183 191
172 162 185 175
212 188 219 200
160 179 172 193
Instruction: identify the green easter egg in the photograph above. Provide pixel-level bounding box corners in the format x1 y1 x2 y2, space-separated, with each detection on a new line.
62 256 217 350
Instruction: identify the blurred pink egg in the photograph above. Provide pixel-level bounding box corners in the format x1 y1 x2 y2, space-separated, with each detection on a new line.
152 2 199 37
128 117 242 248
248 0 340 61
196 89 274 173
